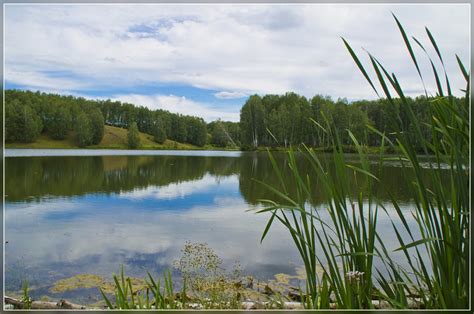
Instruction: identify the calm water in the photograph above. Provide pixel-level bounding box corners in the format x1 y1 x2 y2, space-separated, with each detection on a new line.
5 149 444 304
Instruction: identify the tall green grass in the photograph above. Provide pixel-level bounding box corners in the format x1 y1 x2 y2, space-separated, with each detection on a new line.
346 14 469 309
99 243 245 310
257 15 469 309
21 280 32 310
100 266 181 309
258 114 383 309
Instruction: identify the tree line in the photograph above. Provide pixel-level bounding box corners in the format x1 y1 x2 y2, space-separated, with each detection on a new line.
5 90 210 147
5 89 464 151
99 99 208 146
5 90 104 146
239 92 465 151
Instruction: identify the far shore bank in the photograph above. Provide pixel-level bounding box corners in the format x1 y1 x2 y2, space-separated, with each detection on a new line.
5 144 405 155
5 143 241 151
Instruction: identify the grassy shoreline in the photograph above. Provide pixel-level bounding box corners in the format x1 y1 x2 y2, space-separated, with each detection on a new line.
4 143 241 151
5 122 402 154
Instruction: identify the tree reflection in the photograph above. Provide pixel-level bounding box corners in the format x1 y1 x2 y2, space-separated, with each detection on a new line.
6 153 447 204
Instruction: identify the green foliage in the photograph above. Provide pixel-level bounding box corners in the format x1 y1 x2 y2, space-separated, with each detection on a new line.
173 242 224 290
170 115 187 144
343 16 469 309
173 242 242 307
152 122 167 144
257 139 380 309
100 243 245 309
5 90 207 147
240 95 264 149
127 121 141 149
5 99 42 143
257 15 469 309
185 117 207 147
5 100 20 142
210 123 228 147
22 280 32 310
21 105 43 143
147 270 182 309
208 120 239 147
100 266 179 309
75 111 93 147
6 85 462 151
48 106 71 140
88 108 105 145
207 119 241 147
238 90 452 152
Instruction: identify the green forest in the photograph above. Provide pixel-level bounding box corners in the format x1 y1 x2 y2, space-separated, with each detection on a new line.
5 89 464 151
5 90 209 148
239 92 466 151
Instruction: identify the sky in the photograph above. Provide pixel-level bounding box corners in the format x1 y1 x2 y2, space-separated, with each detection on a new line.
4 4 470 122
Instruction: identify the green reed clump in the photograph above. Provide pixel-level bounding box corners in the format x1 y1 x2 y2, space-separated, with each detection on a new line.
258 124 382 309
100 266 181 309
146 270 181 309
21 280 32 310
343 14 469 309
257 14 469 309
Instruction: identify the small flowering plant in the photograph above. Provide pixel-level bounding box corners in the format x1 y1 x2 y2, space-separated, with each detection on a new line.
173 242 243 307
345 270 366 303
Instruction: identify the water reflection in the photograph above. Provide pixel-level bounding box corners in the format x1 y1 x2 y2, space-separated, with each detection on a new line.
6 177 301 304
6 153 445 205
5 151 442 304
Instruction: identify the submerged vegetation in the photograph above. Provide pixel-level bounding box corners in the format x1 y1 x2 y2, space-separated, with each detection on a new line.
257 15 469 309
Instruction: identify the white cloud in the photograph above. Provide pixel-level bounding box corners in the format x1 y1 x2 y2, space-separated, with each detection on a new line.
5 69 90 91
4 4 470 105
214 91 247 99
111 93 240 122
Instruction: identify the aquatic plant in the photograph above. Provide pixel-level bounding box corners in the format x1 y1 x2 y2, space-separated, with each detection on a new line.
99 266 178 309
173 241 244 309
257 14 469 309
344 14 469 309
21 280 32 310
99 243 247 309
146 270 180 309
50 274 115 294
99 266 181 309
258 119 382 309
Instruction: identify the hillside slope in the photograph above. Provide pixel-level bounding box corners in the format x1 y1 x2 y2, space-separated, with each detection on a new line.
5 125 201 150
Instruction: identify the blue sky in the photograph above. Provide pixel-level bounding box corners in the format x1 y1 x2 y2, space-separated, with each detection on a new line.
4 4 470 122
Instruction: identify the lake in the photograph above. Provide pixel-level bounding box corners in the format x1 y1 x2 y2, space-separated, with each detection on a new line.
4 149 444 305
